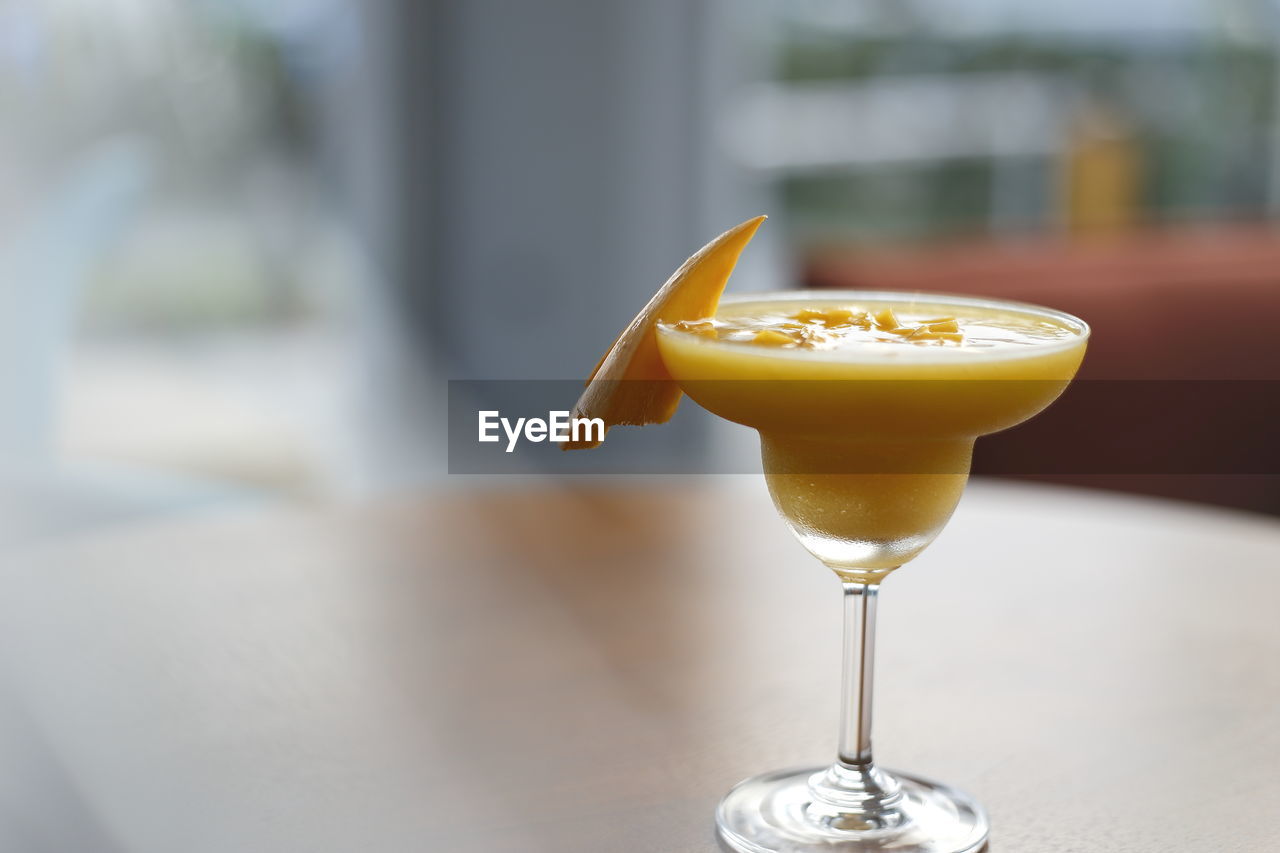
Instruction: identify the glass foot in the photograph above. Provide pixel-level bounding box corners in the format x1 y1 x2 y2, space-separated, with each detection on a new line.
716 766 988 853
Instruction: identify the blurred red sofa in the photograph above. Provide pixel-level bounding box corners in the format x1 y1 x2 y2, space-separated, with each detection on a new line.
806 225 1280 514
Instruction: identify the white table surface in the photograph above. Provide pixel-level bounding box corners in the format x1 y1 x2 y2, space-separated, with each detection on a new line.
2 478 1278 852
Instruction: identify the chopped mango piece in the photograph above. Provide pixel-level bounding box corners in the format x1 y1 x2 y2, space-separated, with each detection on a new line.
674 319 720 339
796 326 829 345
793 308 829 324
562 215 767 449
786 306 873 330
907 325 964 343
873 307 899 330
752 329 796 346
926 319 960 334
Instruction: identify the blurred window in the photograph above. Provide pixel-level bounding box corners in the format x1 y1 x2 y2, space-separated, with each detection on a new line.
0 0 366 498
742 0 1280 248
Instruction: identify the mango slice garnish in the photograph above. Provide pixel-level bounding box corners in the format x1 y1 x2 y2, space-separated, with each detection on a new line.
561 215 766 449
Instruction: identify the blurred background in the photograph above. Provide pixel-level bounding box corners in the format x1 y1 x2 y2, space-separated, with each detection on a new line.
3 0 1279 549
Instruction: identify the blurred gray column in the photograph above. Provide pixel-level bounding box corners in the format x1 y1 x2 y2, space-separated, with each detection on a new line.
379 0 758 377
329 0 773 482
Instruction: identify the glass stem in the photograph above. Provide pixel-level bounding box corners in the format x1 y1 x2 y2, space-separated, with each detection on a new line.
839 582 878 766
806 580 904 828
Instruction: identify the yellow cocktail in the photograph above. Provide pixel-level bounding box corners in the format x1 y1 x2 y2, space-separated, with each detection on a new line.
657 292 1087 578
563 218 1089 853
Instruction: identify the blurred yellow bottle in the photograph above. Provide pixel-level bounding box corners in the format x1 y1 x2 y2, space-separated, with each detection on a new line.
1062 104 1142 235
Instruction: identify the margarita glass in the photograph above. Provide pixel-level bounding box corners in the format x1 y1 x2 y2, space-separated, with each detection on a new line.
656 290 1089 853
